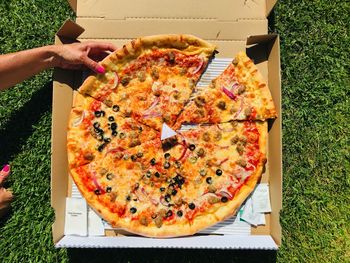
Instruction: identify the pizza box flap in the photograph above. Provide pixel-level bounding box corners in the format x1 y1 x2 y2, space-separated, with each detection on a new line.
69 0 276 20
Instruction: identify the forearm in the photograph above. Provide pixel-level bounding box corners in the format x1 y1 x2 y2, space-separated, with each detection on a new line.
0 45 59 90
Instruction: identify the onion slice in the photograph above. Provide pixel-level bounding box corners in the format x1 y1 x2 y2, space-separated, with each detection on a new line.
234 97 244 118
91 172 105 194
191 57 204 75
72 110 85 127
218 158 229 166
142 112 162 119
222 87 237 101
217 190 233 200
177 140 188 161
109 72 119 90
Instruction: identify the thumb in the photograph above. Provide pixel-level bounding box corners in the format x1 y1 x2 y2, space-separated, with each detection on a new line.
81 56 105 74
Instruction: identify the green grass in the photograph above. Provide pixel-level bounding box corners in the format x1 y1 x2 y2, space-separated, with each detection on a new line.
0 0 349 262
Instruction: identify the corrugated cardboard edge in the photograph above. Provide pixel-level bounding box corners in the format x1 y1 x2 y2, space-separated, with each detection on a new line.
56 235 278 249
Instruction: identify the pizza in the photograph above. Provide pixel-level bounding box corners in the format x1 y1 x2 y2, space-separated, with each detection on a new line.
67 34 276 237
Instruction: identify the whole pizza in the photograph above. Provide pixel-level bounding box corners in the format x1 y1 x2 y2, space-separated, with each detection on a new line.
67 34 277 237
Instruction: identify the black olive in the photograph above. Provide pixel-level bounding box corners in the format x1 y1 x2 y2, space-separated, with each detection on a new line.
112 105 120 112
146 171 152 178
166 210 173 217
104 137 111 143
119 132 126 139
106 173 114 180
94 111 102 117
131 155 137 161
93 122 100 129
163 161 171 169
112 131 118 136
206 177 212 184
164 153 171 159
177 210 183 217
111 123 117 130
221 196 228 203
100 111 105 117
216 169 223 176
150 158 156 166
165 194 171 202
171 189 178 196
188 144 196 151
130 207 137 214
138 126 143 132
126 195 131 201
154 172 160 178
97 144 105 152
94 189 101 195
136 152 143 158
106 186 112 193
160 187 165 192
97 134 104 141
189 203 195 210
108 116 115 122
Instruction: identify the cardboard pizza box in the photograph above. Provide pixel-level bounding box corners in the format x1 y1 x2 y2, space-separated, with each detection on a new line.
51 0 282 249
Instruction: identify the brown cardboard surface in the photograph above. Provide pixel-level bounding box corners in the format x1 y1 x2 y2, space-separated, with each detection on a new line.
51 0 281 248
76 0 268 20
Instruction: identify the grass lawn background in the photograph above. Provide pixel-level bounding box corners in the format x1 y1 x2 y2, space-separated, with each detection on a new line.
0 0 349 262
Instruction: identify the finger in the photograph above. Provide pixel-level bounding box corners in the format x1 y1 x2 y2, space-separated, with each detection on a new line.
0 188 13 204
81 55 105 74
0 164 10 185
87 42 117 53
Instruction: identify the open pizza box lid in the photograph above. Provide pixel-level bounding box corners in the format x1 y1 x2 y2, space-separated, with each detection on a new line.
51 0 282 249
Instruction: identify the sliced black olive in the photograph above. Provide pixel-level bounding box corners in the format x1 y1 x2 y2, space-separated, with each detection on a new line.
221 196 228 203
97 144 105 152
216 169 223 176
106 186 112 193
136 152 143 158
165 194 171 202
146 170 152 178
94 111 102 117
104 137 111 143
131 155 137 161
112 130 118 136
111 123 117 130
106 173 114 180
160 187 165 192
108 116 115 122
166 210 173 217
94 189 101 195
100 111 105 117
163 161 171 169
171 189 178 196
97 134 104 141
93 122 100 129
188 144 196 151
126 195 131 201
188 203 195 210
150 158 156 166
177 210 183 217
112 105 120 112
154 172 160 178
130 207 137 214
206 177 212 184
164 153 171 159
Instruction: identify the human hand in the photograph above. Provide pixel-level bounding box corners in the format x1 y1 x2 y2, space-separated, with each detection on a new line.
53 42 117 73
0 165 13 219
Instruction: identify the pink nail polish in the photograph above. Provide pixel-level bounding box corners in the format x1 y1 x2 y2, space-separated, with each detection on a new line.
2 164 10 173
97 66 105 74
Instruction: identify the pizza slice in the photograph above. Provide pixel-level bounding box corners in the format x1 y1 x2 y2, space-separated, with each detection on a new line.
78 34 217 130
174 52 277 127
159 121 267 230
67 93 159 169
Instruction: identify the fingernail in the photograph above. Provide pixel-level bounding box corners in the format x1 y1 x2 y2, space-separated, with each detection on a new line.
96 65 105 74
2 164 10 173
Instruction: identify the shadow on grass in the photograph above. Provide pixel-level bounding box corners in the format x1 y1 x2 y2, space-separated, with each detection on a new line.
67 248 277 263
0 81 52 165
